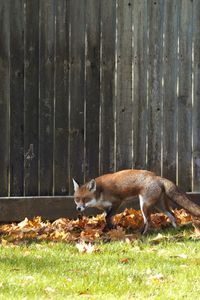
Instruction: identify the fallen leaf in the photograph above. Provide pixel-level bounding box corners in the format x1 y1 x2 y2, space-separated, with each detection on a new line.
113 208 143 229
151 214 169 228
146 268 152 275
79 291 91 297
76 241 97 254
45 286 55 293
18 218 29 229
146 273 164 285
127 277 132 283
174 209 192 225
170 253 188 259
177 253 188 259
1 238 8 246
66 277 72 282
125 233 140 243
108 227 126 241
80 228 102 242
120 257 129 264
23 275 35 281
150 233 168 244
23 251 31 257
191 218 200 238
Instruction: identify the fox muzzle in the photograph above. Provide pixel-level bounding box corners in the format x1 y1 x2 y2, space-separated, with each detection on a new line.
76 205 85 212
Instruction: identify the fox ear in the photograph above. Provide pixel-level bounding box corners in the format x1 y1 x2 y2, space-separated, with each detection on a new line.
87 179 96 192
72 178 79 192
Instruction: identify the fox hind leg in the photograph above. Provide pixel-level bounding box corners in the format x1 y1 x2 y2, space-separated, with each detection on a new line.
159 195 177 228
139 195 153 234
140 192 177 234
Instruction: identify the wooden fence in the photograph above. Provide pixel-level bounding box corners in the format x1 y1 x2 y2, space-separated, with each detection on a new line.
0 0 200 207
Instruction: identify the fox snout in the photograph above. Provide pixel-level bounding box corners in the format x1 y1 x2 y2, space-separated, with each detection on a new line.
76 204 85 212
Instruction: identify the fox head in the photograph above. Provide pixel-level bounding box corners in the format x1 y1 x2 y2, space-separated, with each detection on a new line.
72 178 97 212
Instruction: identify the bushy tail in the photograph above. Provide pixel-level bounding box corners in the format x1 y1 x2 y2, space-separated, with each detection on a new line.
162 178 200 218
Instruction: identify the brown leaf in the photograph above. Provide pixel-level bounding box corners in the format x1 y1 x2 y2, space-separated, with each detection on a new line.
113 208 143 229
174 209 192 225
1 238 8 246
108 227 126 241
80 228 102 242
124 233 140 243
120 257 129 264
151 213 169 229
79 291 91 297
191 218 200 238
150 233 168 244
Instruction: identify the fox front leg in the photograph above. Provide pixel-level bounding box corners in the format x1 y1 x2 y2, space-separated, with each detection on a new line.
105 210 115 229
105 205 119 230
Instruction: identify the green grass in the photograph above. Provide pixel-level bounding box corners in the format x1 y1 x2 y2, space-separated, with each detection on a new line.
0 227 200 299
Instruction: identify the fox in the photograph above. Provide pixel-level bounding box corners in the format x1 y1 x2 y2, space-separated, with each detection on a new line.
72 169 200 233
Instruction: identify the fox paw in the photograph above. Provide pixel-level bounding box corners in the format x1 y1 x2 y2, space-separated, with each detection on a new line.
103 223 116 232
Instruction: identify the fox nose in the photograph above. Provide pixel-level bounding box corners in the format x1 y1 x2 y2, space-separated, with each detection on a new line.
77 207 82 212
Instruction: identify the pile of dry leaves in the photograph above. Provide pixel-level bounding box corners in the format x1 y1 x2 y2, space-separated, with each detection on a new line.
0 208 199 244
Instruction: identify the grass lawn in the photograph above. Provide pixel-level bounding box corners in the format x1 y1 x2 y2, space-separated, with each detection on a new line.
0 226 200 300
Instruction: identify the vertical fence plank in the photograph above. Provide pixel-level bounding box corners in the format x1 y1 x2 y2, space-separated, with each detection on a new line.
162 0 179 182
24 0 39 196
116 0 133 170
192 0 200 192
69 0 85 190
39 0 55 195
132 0 148 170
147 0 164 174
0 1 10 196
10 0 25 196
178 0 193 191
85 0 100 180
54 0 70 195
100 0 116 174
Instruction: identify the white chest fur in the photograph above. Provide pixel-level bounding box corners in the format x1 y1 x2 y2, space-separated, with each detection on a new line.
85 197 112 210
